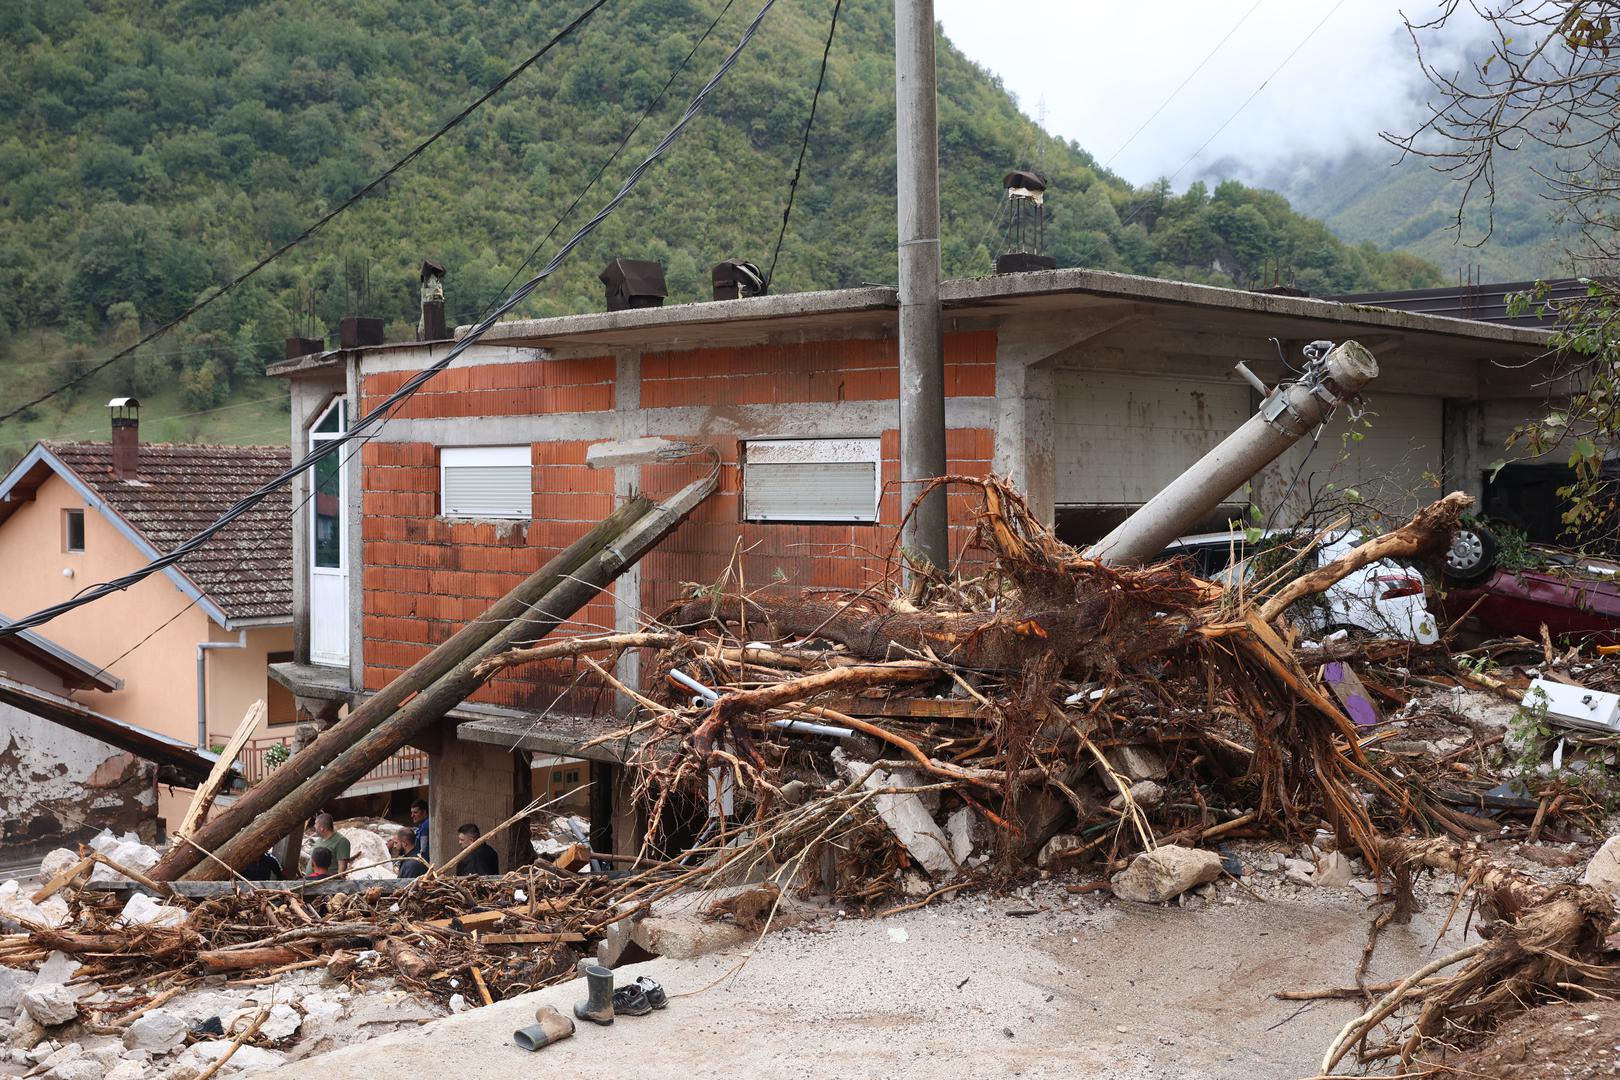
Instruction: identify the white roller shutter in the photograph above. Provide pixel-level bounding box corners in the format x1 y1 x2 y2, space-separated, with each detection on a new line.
743 438 881 523
440 445 532 519
1054 371 1251 505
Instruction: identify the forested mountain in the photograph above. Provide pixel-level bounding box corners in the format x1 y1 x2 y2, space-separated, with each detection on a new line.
0 0 1442 460
1264 141 1578 284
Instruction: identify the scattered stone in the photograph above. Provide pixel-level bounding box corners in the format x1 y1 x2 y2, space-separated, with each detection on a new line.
123 1010 189 1053
447 994 468 1014
33 952 81 989
9 1014 46 1049
88 840 160 885
33 1041 83 1074
105 1061 147 1080
945 807 978 865
177 1041 285 1073
228 1003 299 1042
1108 780 1165 811
1104 745 1168 784
0 966 33 1016
1282 857 1316 888
1582 835 1620 902
1037 834 1082 870
23 984 80 1027
1313 851 1353 888
1110 845 1223 903
0 881 70 931
46 1059 102 1080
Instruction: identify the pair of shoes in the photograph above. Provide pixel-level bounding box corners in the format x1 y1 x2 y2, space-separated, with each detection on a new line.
572 966 668 1026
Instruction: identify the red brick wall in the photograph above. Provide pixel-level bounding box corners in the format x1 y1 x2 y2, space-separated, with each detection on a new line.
355 334 995 715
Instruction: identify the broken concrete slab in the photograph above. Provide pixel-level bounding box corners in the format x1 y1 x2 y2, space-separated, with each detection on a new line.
1110 845 1223 903
833 750 954 877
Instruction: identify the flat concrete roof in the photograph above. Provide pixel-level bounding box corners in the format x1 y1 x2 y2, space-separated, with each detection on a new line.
459 267 1556 358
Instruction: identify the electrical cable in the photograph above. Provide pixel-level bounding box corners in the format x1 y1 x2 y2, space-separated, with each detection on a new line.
1101 0 1264 171
0 0 611 429
474 0 741 324
763 0 842 290
0 0 781 641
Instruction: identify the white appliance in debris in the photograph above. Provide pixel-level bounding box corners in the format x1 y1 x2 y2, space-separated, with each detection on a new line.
1526 678 1620 734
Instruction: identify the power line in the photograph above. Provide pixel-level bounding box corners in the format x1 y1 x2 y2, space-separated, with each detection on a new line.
1160 0 1347 187
0 0 782 641
0 0 611 429
1102 0 1264 171
763 0 842 289
475 0 741 324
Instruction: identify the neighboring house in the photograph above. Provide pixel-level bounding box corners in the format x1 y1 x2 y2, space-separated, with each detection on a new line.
268 265 1560 865
0 404 294 829
0 621 221 855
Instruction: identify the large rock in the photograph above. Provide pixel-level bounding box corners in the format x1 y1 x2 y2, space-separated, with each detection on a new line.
123 1010 189 1053
1583 835 1620 902
37 850 81 882
22 984 80 1027
88 840 160 885
1110 845 1223 904
1104 745 1168 784
34 952 81 988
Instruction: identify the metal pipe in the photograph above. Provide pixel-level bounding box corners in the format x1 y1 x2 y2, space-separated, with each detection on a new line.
895 0 948 577
1085 341 1379 567
196 630 249 747
668 668 855 739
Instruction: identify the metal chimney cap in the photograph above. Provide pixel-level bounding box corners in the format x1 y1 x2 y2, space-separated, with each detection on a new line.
108 397 139 408
420 259 446 282
1002 169 1047 191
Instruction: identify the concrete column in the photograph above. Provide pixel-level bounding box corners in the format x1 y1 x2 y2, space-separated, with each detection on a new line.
613 350 645 709
428 735 527 874
1443 398 1488 503
992 359 1056 526
344 355 366 692
611 762 645 860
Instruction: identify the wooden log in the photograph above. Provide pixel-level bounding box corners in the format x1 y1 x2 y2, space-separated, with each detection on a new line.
188 477 714 880
1257 492 1474 623
479 932 585 945
150 496 654 882
474 632 678 679
175 699 264 841
198 946 302 973
423 901 568 930
381 939 435 980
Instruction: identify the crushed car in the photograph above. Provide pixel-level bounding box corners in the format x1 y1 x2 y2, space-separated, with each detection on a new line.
1439 523 1620 644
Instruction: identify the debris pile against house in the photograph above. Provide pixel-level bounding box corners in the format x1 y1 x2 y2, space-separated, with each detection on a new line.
8 478 1620 1075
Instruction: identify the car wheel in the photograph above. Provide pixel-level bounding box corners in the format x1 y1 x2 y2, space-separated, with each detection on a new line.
1444 525 1498 585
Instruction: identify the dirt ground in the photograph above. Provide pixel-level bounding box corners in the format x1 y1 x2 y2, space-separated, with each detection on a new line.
1442 1000 1620 1079
269 879 1480 1080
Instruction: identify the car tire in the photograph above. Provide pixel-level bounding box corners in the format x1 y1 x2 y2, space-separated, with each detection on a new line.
1444 525 1498 585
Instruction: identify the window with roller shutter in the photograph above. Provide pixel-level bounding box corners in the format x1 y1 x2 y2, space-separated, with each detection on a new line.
439 445 532 519
741 438 881 523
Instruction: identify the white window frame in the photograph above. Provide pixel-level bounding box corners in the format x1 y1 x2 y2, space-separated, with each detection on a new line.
439 445 532 520
742 437 882 523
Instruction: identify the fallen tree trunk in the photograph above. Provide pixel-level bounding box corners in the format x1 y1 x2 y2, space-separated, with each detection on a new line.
1258 491 1473 623
151 495 653 882
188 477 714 880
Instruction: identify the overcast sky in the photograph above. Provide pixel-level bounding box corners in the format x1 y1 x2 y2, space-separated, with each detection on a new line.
933 1 1487 188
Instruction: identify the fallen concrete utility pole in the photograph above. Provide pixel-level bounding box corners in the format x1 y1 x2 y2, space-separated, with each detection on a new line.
150 495 654 883
185 475 716 880
1085 340 1378 567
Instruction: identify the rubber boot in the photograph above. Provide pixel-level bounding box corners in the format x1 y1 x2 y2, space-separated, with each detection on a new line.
573 963 615 1026
514 1006 576 1051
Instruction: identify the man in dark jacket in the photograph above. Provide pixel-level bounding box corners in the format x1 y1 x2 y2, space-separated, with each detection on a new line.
455 823 499 876
390 827 428 878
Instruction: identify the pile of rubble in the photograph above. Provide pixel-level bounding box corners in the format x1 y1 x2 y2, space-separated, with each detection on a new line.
7 478 1620 1076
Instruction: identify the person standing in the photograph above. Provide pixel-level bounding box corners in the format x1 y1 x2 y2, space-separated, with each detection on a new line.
310 813 352 877
410 799 430 862
455 823 499 876
390 826 428 879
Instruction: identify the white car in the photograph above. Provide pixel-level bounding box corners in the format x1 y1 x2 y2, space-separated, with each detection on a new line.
1161 529 1441 645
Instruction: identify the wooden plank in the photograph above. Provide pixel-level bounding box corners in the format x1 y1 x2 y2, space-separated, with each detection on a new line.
175 699 265 841
821 695 979 720
31 856 93 904
423 900 569 930
481 932 585 945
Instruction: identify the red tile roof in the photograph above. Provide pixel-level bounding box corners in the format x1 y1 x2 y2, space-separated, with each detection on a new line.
44 442 293 623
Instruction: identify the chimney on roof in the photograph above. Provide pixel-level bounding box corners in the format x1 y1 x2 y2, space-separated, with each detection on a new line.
995 169 1057 275
419 259 447 341
599 259 667 312
108 397 140 481
712 259 766 301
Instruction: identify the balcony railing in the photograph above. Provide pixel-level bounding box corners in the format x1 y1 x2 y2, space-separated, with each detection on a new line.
213 734 429 791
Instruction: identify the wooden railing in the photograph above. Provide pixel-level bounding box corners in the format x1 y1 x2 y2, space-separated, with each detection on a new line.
215 734 428 790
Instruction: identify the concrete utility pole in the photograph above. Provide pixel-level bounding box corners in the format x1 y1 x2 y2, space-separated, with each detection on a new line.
1086 341 1380 567
895 0 948 575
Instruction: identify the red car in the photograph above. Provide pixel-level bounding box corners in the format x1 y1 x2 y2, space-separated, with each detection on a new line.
1438 526 1620 645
